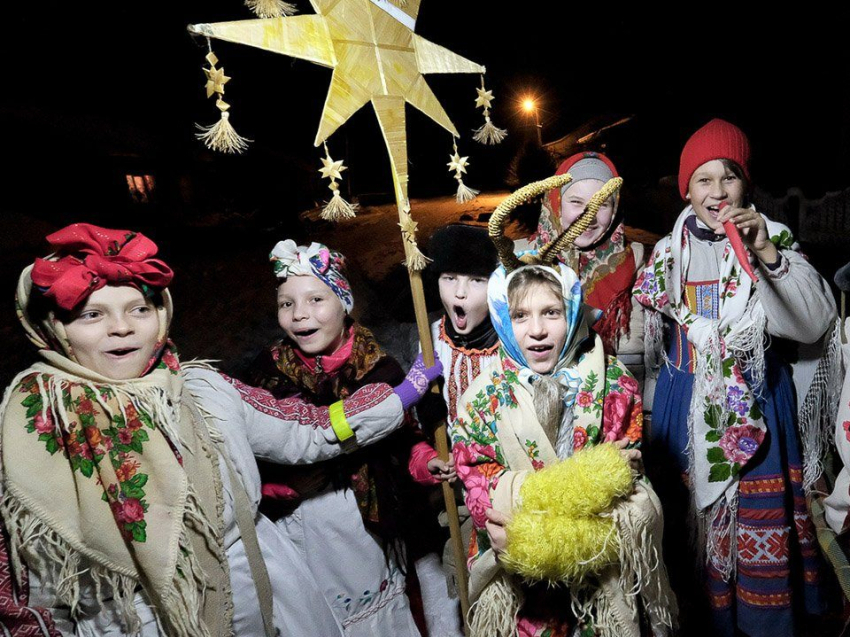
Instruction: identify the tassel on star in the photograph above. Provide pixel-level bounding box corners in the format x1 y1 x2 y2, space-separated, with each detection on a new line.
195 46 251 154
319 142 358 221
244 0 298 18
447 138 479 203
472 75 507 145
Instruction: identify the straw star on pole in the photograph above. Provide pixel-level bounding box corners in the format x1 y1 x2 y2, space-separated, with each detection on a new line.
188 4 481 620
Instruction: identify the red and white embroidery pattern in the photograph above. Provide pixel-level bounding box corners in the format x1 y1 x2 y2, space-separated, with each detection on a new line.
222 374 393 430
0 522 60 636
737 524 790 566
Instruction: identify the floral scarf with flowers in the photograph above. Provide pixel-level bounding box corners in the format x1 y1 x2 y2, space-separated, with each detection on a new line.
0 267 230 636
487 262 588 416
633 205 798 579
269 239 354 313
450 261 642 621
450 338 642 636
529 197 637 352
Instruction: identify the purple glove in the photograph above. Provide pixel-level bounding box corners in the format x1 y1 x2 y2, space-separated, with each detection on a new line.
393 352 443 410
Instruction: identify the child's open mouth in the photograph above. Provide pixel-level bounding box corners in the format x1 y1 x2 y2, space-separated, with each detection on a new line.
453 305 468 330
293 328 319 340
526 344 553 360
105 347 140 359
705 205 721 218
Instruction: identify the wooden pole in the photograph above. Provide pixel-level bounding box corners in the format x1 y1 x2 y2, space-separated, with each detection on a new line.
373 95 471 632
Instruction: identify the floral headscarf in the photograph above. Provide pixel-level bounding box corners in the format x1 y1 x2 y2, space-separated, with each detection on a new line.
529 153 636 352
1 227 229 636
487 259 591 407
269 240 354 313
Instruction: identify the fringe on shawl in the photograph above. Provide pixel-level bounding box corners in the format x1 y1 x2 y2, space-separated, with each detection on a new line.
0 493 215 637
613 490 677 635
567 492 676 637
595 287 634 354
0 368 226 637
468 572 522 637
643 309 666 377
681 299 765 582
798 319 844 491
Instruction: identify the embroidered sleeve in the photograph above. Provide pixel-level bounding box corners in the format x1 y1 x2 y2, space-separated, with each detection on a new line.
222 374 391 430
221 373 406 464
600 356 643 448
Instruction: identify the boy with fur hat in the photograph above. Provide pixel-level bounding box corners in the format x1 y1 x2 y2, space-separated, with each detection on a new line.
425 224 502 426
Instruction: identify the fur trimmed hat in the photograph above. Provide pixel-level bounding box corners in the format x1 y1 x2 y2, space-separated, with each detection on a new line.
427 224 499 279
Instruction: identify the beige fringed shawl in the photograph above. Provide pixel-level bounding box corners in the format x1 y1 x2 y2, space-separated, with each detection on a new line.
0 269 233 636
463 339 676 637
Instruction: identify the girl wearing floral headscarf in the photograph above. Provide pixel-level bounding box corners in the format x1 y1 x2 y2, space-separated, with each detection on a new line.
247 240 441 637
451 259 675 637
525 153 646 382
633 119 836 636
0 224 438 637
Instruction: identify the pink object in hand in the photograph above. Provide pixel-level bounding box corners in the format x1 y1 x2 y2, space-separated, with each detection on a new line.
719 202 759 283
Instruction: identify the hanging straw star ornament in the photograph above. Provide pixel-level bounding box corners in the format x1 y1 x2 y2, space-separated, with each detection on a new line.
244 0 297 18
398 202 431 271
195 48 251 153
319 143 358 221
472 75 507 145
448 139 479 203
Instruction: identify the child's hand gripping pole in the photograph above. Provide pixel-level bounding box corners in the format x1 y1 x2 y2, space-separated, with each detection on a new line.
719 201 759 283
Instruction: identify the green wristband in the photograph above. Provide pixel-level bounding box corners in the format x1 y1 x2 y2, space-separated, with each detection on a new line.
329 400 355 442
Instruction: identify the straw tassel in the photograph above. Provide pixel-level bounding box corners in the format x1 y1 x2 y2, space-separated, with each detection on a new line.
472 75 507 145
447 138 479 203
318 142 358 221
398 203 431 272
245 0 298 18
195 47 251 154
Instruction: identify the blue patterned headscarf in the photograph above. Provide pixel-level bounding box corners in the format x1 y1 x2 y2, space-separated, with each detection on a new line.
487 258 590 404
269 240 354 313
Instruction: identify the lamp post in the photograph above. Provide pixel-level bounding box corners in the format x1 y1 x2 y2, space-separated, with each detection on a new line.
522 97 542 146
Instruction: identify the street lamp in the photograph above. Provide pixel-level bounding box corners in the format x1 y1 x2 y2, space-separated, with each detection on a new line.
521 97 542 146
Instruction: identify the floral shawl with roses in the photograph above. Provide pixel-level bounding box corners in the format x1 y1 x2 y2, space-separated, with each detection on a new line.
632 206 798 579
451 343 642 564
450 340 642 637
0 267 231 637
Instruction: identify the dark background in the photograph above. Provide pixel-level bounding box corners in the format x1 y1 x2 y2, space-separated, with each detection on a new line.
1 2 848 385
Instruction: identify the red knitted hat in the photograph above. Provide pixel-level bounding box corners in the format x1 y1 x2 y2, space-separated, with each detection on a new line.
678 119 751 199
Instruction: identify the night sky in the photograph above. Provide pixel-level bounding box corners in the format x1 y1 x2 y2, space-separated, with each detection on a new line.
3 3 849 225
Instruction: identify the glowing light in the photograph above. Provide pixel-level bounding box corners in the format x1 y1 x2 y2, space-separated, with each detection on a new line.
522 98 536 113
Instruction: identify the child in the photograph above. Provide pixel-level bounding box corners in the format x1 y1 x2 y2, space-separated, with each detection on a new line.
0 224 439 636
451 257 673 637
247 240 440 637
633 119 836 636
524 152 646 379
426 224 502 428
